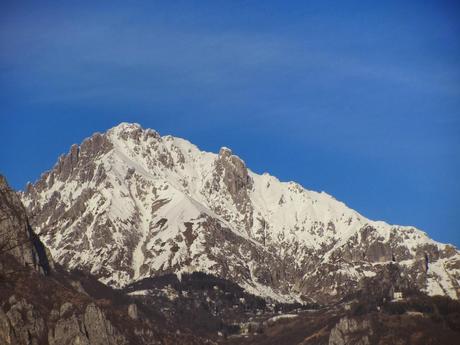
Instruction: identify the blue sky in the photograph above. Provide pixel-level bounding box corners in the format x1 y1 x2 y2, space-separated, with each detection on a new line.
1 1 459 246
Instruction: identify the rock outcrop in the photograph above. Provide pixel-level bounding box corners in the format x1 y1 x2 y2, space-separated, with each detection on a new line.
0 175 50 275
0 297 128 345
0 296 45 345
329 317 371 345
48 302 128 345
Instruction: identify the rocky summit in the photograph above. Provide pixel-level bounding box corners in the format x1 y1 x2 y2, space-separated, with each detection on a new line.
21 123 460 304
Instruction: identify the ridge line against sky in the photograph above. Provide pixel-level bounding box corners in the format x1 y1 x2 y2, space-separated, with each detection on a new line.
0 0 459 246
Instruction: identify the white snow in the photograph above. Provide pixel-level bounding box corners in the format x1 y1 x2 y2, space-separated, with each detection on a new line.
267 314 298 323
425 259 459 299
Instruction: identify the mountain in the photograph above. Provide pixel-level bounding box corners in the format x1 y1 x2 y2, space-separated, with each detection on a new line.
22 122 460 303
3 174 460 345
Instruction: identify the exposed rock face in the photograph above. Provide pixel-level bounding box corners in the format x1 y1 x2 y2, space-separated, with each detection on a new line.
210 147 254 235
21 123 460 303
329 317 371 345
48 303 128 345
0 298 128 345
0 296 45 345
127 303 138 320
0 176 125 345
0 175 50 275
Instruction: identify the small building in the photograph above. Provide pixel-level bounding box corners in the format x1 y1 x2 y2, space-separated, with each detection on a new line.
393 291 403 301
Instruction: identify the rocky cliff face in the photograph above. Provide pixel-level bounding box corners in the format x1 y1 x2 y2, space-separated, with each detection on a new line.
328 317 372 345
21 123 460 303
0 297 128 345
0 175 208 345
0 175 50 275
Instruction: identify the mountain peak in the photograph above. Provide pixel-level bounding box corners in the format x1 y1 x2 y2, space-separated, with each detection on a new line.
109 122 161 143
111 122 143 131
219 146 233 157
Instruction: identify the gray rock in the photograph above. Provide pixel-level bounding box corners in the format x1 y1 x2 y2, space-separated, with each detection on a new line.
128 303 138 320
0 175 50 275
59 302 74 317
329 316 372 345
48 303 128 345
0 297 46 345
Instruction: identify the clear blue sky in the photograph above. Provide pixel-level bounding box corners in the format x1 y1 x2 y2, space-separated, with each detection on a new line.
1 1 459 246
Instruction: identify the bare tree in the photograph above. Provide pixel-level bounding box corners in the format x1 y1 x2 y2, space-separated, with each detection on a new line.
255 217 271 247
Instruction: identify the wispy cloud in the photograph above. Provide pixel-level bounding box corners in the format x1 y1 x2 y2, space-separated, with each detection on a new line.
1 7 459 110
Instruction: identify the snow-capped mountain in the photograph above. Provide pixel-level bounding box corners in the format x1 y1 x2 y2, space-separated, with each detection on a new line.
22 123 460 303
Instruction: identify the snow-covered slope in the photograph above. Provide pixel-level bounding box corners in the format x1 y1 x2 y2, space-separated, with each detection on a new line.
22 123 460 302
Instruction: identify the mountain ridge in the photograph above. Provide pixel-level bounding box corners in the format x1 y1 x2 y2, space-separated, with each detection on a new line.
21 122 460 303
